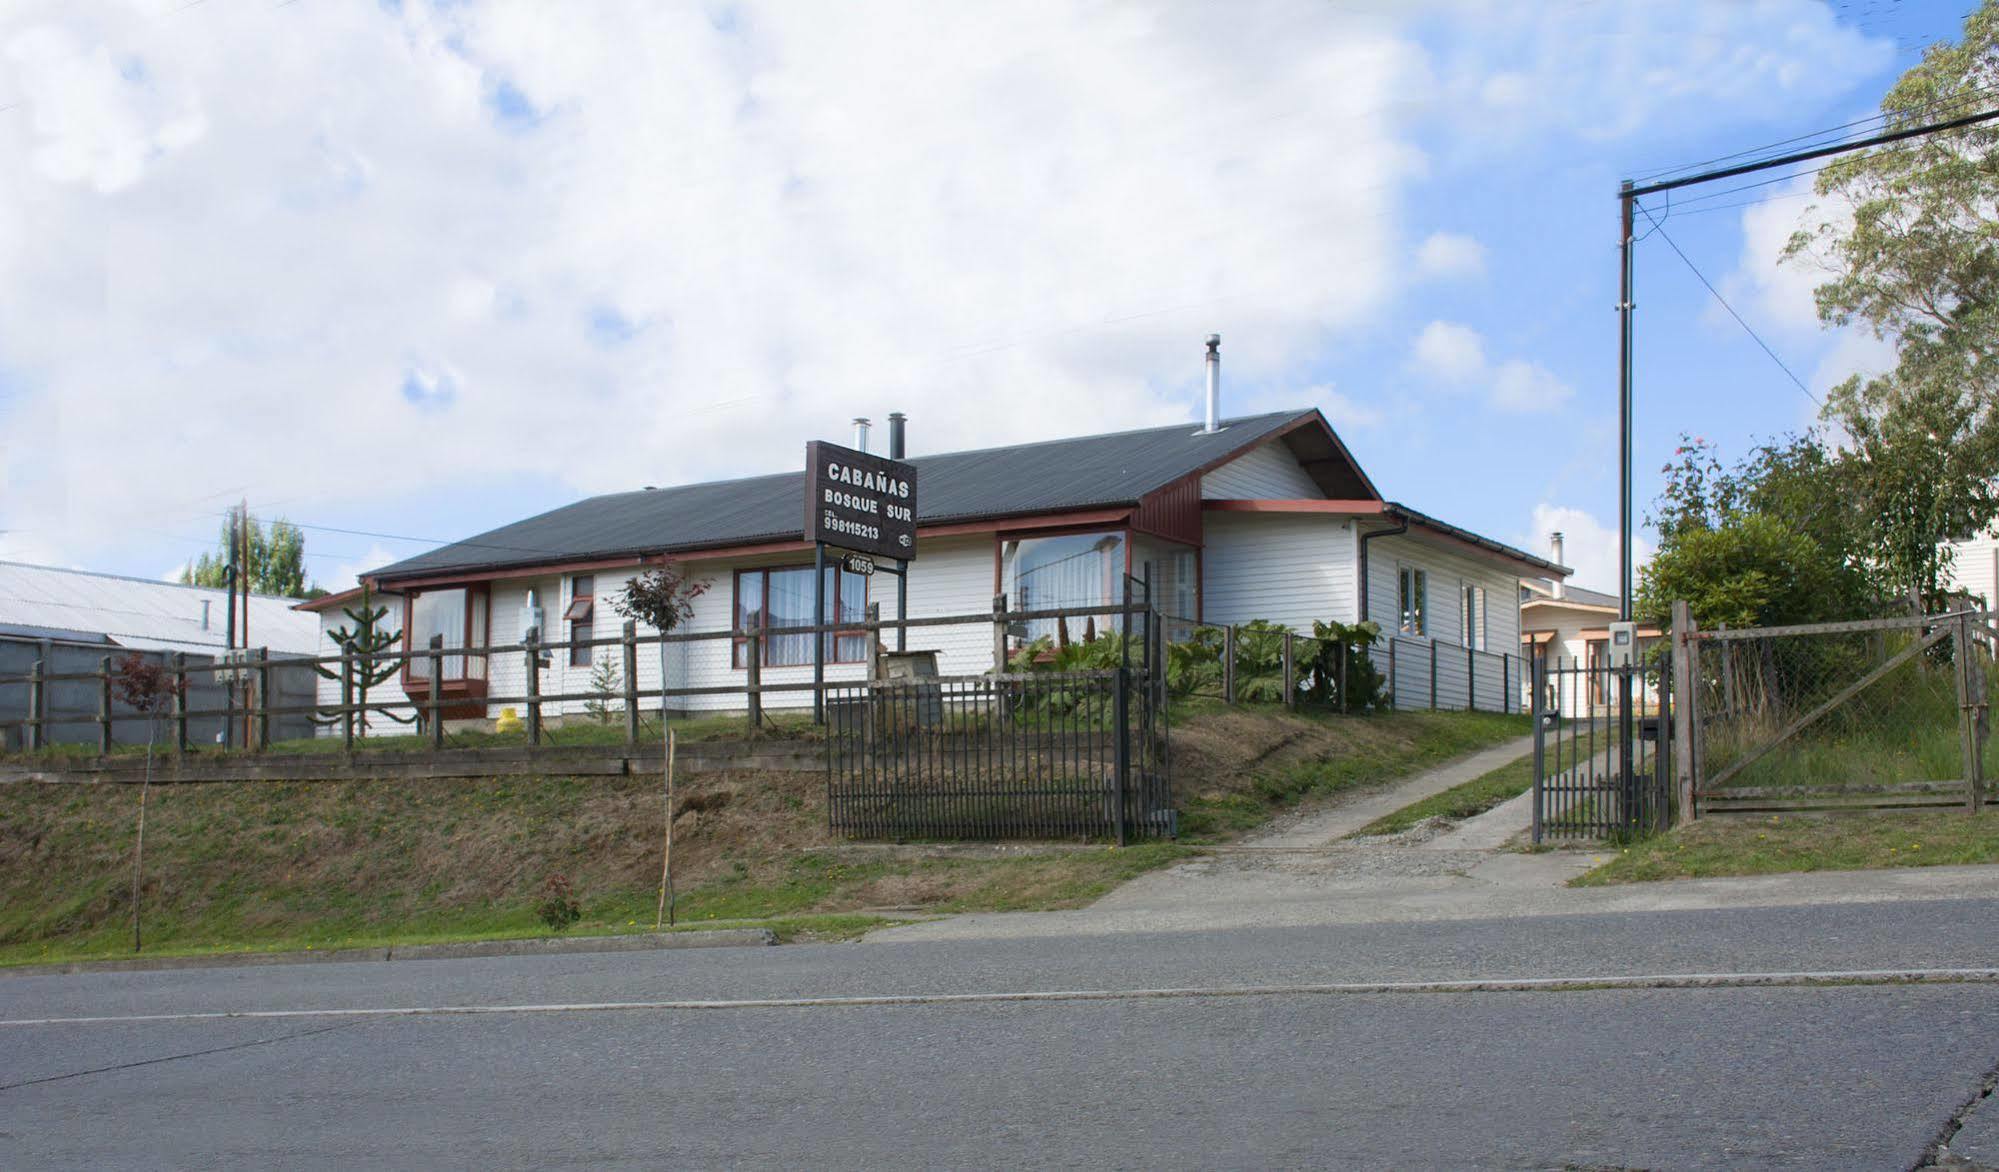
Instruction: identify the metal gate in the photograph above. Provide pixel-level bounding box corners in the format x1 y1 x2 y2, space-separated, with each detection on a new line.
824 665 1171 842
1531 655 1673 841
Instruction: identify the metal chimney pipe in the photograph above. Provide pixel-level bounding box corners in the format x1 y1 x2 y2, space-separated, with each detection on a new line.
887 412 907 460
852 417 871 452
1549 531 1565 598
1203 334 1222 433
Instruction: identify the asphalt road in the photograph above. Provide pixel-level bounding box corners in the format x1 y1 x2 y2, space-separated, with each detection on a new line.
4 899 1998 1170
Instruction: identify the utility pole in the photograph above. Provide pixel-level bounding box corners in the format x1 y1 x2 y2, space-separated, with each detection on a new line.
1612 101 1999 826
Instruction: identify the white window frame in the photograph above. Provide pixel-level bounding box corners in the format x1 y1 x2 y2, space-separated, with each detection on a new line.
1461 582 1486 651
1398 565 1427 636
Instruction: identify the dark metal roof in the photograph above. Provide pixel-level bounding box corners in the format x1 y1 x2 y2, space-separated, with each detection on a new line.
373 410 1323 583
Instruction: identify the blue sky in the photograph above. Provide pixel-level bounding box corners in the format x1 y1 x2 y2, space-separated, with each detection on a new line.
0 0 1972 595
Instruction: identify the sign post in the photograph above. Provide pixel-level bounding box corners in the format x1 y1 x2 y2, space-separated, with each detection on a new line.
804 441 918 722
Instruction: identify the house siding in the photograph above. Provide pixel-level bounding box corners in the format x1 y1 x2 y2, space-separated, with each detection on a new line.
1364 531 1523 714
1947 530 1999 610
312 595 417 733
1199 440 1323 500
1201 512 1358 630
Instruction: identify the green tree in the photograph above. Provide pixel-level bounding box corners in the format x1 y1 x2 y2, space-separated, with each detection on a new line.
313 587 406 738
1782 1 1999 606
1639 435 1873 628
181 515 314 598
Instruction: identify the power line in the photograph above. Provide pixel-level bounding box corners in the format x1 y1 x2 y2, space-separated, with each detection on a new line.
1634 205 1819 408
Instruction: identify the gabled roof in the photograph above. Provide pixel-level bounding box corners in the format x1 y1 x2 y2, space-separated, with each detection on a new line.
0 561 321 655
372 409 1361 584
1522 579 1618 610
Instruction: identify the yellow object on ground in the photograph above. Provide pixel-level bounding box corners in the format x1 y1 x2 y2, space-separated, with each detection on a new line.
493 708 523 734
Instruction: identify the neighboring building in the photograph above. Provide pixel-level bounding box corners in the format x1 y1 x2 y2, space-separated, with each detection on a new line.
316 388 1565 726
0 561 320 749
1943 526 1999 611
1519 533 1660 717
0 560 319 658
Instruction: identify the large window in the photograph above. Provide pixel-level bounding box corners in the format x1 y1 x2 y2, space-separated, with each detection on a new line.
733 565 868 667
1397 567 1427 636
1001 531 1126 641
1461 583 1486 650
565 574 595 667
407 587 488 681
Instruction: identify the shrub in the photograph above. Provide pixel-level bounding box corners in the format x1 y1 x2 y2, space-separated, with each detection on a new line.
1302 620 1387 711
535 873 582 932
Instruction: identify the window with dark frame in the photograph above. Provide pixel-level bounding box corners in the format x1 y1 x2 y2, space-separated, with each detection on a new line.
566 574 594 667
732 565 868 668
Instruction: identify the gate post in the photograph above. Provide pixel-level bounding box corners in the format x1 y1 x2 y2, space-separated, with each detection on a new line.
991 593 1008 674
745 633 763 733
1113 664 1131 847
1530 654 1546 845
1281 632 1295 710
523 633 541 749
98 655 114 755
1956 614 1984 812
429 635 446 751
1671 600 1698 826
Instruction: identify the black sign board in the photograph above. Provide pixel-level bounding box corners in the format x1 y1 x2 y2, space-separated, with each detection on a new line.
843 553 876 576
804 441 918 562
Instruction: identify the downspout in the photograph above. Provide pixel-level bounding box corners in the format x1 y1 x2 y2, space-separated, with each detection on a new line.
1356 512 1408 627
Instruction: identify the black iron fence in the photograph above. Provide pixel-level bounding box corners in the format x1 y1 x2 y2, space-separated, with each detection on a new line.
825 667 1169 842
1156 617 1524 714
1531 655 1672 842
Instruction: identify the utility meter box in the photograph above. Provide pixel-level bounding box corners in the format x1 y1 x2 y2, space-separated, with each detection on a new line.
1607 621 1639 668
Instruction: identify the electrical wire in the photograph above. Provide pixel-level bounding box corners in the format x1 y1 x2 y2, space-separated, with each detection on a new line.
1635 205 1820 408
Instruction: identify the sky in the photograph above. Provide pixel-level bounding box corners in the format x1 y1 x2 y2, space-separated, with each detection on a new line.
0 0 1974 597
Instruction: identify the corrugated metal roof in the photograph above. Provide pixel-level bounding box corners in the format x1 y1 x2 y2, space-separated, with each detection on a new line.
0 561 322 655
373 409 1318 582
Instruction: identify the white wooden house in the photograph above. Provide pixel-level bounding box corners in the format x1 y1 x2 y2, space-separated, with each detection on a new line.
305 399 1565 727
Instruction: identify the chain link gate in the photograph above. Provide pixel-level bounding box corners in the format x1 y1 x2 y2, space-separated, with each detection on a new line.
1686 612 1993 815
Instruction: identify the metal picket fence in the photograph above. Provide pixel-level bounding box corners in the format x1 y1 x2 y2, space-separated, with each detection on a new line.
1531 654 1673 842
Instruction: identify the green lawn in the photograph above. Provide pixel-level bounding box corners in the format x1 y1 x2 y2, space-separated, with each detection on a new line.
1572 808 1999 885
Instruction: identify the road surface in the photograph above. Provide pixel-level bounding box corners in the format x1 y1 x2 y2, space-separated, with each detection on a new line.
4 897 1998 1169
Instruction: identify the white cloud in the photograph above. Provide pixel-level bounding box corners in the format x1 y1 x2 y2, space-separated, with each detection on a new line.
1303 385 1382 432
1527 504 1653 597
1414 231 1485 280
1438 0 1892 144
1410 320 1487 382
325 543 399 595
1491 359 1573 412
0 0 1428 570
1408 321 1570 412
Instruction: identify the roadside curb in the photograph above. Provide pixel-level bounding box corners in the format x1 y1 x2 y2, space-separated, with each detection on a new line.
1 928 778 977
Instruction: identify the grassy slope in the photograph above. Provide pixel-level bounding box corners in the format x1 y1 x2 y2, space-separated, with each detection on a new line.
1 705 1527 965
1171 700 1529 840
1573 808 1999 885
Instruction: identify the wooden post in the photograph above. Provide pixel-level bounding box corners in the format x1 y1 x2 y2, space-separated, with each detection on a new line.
1338 641 1349 714
429 634 446 751
1281 632 1295 709
621 620 640 746
171 652 188 758
1972 634 1989 813
656 728 678 929
1671 600 1698 826
254 646 271 752
867 602 882 680
991 593 1008 674
1955 613 1984 813
1222 625 1237 704
1387 637 1397 709
25 659 45 752
523 633 541 749
98 655 114 755
745 632 763 733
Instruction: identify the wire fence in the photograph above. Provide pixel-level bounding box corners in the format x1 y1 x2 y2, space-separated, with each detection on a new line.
1688 611 1994 814
1157 616 1523 715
